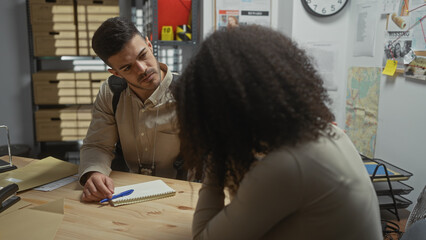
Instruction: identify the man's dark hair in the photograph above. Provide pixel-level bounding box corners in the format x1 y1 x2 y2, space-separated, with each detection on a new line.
172 25 335 193
92 17 143 66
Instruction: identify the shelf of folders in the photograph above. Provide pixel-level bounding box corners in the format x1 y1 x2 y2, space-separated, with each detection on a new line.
361 155 413 221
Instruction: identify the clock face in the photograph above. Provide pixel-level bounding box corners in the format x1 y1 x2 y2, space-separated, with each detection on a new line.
301 0 349 17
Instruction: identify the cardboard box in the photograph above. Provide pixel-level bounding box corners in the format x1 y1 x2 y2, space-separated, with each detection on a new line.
78 14 117 23
75 72 91 88
91 88 100 96
86 5 119 14
32 22 76 32
33 30 76 39
91 72 108 96
36 38 77 48
76 0 119 5
91 80 102 89
76 88 91 96
76 0 119 56
77 5 119 14
77 96 92 104
33 71 75 83
29 0 120 57
32 29 77 56
33 37 78 57
78 30 95 39
30 4 74 23
91 72 111 80
35 105 92 142
78 105 92 120
33 71 76 104
76 81 91 88
78 39 89 47
78 48 90 56
34 89 77 104
78 128 89 136
34 47 78 57
30 0 73 4
35 107 79 141
78 22 102 31
33 71 109 104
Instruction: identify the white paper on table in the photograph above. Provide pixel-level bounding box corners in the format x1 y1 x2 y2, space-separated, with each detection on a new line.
34 174 78 191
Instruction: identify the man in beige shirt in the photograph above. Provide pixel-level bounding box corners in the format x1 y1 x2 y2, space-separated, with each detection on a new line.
78 17 180 202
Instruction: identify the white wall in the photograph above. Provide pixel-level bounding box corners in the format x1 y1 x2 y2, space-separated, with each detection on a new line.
202 0 214 40
287 1 351 128
347 1 426 210
278 0 424 211
0 0 34 148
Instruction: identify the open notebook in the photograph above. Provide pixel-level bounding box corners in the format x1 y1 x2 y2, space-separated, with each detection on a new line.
111 180 176 207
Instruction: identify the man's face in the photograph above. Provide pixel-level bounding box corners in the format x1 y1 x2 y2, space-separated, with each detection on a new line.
108 34 161 92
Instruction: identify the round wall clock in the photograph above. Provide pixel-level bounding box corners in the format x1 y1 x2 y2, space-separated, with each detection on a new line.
301 0 349 17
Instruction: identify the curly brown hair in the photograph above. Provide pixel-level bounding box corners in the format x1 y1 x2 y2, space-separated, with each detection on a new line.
172 25 334 193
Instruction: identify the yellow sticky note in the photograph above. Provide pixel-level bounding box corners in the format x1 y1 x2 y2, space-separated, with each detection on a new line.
382 60 398 76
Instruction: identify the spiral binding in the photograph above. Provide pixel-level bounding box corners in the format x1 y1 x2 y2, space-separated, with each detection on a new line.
112 191 176 207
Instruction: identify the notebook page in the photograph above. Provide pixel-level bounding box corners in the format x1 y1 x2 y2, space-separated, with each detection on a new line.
111 180 176 206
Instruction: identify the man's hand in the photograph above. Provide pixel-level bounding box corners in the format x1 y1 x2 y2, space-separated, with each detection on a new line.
81 172 114 202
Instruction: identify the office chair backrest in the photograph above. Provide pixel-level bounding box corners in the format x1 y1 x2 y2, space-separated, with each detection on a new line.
406 185 426 229
400 218 426 240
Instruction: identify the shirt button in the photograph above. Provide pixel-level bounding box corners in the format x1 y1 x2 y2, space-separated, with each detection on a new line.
141 132 145 136
141 109 145 113
145 148 148 151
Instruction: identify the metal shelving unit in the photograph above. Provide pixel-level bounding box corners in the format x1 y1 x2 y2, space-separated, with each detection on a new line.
150 0 199 58
25 0 37 152
26 0 199 159
138 0 200 73
25 0 113 161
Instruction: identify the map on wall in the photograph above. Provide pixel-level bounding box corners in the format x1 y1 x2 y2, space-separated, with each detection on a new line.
345 67 381 158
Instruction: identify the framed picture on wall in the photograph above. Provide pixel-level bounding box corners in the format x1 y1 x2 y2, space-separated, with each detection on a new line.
214 0 271 31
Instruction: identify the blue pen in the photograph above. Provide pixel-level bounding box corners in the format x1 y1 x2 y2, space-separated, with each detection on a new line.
100 189 134 203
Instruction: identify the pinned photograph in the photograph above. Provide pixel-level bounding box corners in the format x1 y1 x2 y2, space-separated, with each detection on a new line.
404 56 426 81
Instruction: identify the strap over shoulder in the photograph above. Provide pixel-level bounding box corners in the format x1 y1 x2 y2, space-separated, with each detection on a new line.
108 75 127 94
108 75 127 116
169 73 179 91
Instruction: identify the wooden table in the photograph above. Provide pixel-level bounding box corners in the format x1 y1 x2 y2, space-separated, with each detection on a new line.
4 156 411 240
1 156 200 240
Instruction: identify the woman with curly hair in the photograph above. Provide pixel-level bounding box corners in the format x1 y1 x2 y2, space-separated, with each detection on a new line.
172 25 382 239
